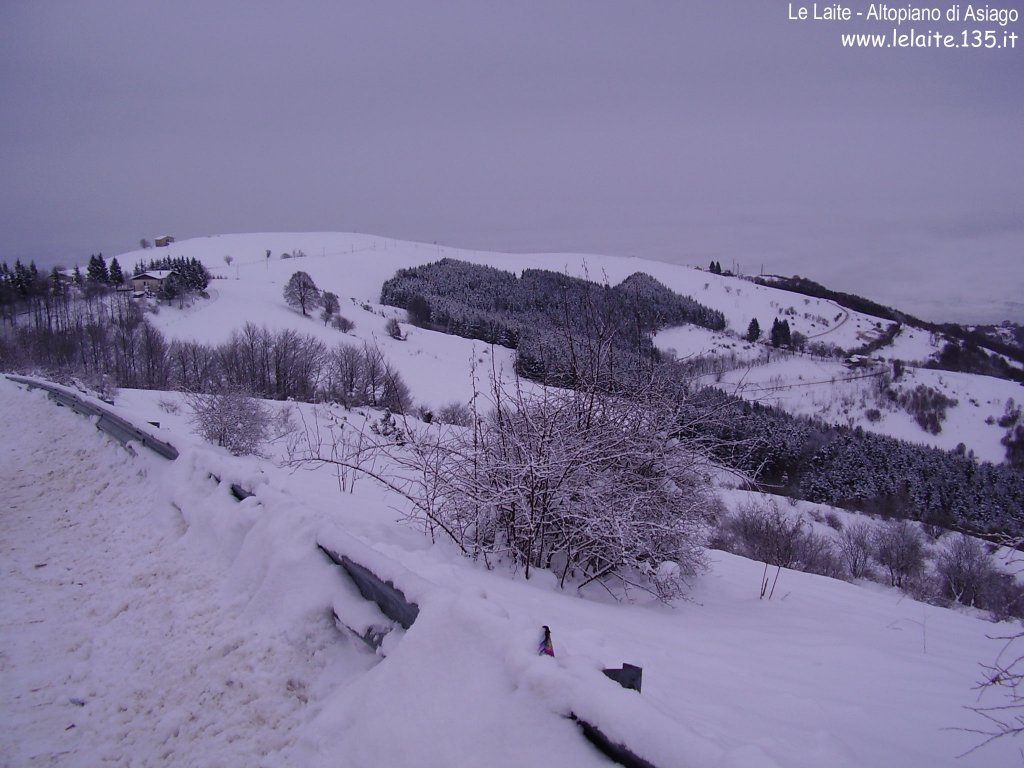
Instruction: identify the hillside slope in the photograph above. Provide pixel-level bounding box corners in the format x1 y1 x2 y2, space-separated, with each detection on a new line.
3 377 1022 767
125 232 1020 463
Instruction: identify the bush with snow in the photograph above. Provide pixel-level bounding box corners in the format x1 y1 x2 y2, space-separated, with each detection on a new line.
187 389 271 456
298 374 719 600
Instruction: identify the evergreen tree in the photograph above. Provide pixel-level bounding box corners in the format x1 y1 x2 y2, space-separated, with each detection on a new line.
87 254 109 284
770 318 792 348
158 274 179 301
11 264 30 303
407 294 432 326
746 317 761 343
108 258 125 286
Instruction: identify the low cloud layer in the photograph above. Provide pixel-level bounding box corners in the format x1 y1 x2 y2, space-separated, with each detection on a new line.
1 1 1020 323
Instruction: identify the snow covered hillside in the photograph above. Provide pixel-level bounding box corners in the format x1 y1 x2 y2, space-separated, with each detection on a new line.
2 376 1021 767
113 231 1022 464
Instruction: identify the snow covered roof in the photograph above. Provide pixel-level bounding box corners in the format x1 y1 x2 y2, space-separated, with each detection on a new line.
133 270 176 280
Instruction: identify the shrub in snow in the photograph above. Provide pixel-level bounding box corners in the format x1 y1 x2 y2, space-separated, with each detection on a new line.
724 499 806 571
435 401 473 427
837 520 875 579
935 534 999 609
718 498 844 594
872 520 928 588
187 389 271 456
298 372 719 601
331 314 355 333
888 383 957 435
385 317 404 340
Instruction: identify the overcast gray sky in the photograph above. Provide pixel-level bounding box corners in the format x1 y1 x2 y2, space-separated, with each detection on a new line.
2 1 1022 323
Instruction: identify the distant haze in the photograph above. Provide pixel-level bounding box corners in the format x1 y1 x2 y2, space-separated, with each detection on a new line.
1 1 1021 324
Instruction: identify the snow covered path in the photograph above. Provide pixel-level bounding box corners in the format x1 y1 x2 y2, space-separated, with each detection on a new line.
0 381 368 767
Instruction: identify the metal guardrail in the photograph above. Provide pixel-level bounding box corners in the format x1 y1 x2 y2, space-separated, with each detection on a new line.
317 543 420 630
6 374 179 460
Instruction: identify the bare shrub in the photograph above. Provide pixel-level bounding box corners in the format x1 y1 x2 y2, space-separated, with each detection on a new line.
838 520 875 579
727 499 805 569
722 499 813 598
187 389 271 456
935 534 999 609
986 573 1024 622
435 401 473 427
964 539 1024 755
891 383 957 435
872 520 928 588
797 531 844 579
293 372 721 601
385 317 404 340
331 315 355 333
157 397 181 415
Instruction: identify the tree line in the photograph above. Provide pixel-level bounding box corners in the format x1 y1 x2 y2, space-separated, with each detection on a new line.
381 258 726 390
0 284 409 412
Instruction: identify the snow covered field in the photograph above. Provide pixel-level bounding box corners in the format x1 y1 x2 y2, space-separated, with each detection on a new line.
2 375 1021 767
135 231 885 366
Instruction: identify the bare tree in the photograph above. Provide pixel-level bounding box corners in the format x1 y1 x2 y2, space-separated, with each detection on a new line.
321 291 340 325
380 362 412 413
838 520 875 579
283 270 321 316
325 342 366 406
936 534 997 608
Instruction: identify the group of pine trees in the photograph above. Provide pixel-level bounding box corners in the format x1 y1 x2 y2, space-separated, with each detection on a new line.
87 254 126 286
707 260 726 275
381 258 726 390
769 317 792 347
695 392 1024 539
